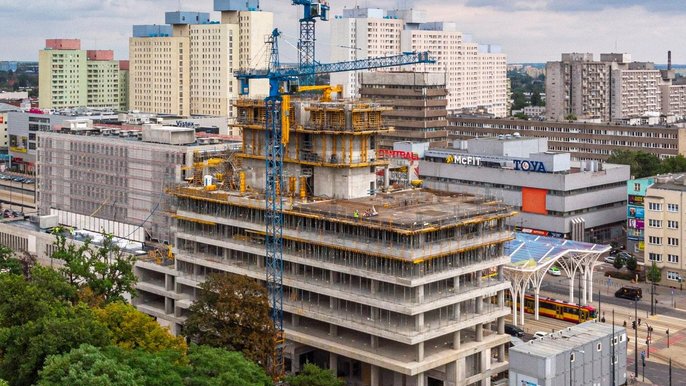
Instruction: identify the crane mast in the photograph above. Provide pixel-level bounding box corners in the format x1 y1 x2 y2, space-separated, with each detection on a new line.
236 28 434 378
292 0 329 85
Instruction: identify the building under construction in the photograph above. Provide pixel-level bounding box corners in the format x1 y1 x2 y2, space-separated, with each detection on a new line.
135 97 515 386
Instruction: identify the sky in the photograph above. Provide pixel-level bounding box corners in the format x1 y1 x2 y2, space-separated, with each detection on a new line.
0 0 684 64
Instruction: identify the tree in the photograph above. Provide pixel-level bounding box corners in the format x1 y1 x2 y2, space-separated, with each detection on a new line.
184 273 276 367
564 113 577 121
0 246 21 275
530 91 542 106
612 255 625 270
0 304 111 386
513 112 529 120
52 230 138 303
94 301 187 355
284 363 345 386
625 255 638 272
186 345 271 386
607 150 662 178
38 344 187 386
647 261 662 283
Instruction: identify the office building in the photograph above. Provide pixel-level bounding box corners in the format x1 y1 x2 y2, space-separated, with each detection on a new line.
448 116 686 161
330 7 508 117
643 174 686 282
0 103 18 151
509 321 627 386
37 123 236 244
133 97 514 385
360 72 449 149
419 136 630 242
129 1 271 122
38 39 125 110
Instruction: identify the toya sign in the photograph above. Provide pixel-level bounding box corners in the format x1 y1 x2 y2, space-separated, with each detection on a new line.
513 160 546 173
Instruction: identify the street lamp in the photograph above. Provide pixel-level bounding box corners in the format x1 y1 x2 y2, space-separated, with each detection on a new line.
570 349 585 386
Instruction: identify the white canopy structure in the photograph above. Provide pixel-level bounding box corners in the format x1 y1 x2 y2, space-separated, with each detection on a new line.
503 232 610 326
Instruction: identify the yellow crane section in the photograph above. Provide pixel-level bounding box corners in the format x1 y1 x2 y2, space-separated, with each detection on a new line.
296 84 343 102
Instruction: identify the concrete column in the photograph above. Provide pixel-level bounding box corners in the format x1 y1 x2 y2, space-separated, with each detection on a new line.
394 372 403 385
497 265 504 280
371 335 379 349
292 354 301 373
497 316 505 334
534 288 540 321
406 373 426 386
384 165 390 190
371 365 379 386
329 270 338 285
519 289 525 325
446 361 458 386
569 273 575 304
481 350 491 377
453 330 461 350
292 314 300 327
498 344 505 363
476 323 483 342
371 279 378 295
477 270 483 287
329 324 337 337
417 342 424 361
511 290 518 326
498 289 504 307
329 297 337 309
456 302 461 322
588 267 594 303
415 312 424 331
476 296 483 314
454 275 461 291
582 269 588 305
417 284 424 303
329 353 338 375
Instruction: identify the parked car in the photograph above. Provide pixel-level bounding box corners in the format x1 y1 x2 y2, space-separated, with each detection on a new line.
505 324 524 337
548 266 562 276
618 252 633 260
604 255 616 264
615 286 642 301
533 331 548 339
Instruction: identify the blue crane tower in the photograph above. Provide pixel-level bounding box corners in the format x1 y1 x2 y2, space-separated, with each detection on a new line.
236 28 433 377
291 0 329 86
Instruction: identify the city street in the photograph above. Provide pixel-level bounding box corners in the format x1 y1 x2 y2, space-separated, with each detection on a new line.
511 261 686 385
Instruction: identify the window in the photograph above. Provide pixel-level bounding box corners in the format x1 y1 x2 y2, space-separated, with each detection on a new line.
668 203 679 212
667 271 681 281
668 220 679 229
648 219 662 228
669 237 679 246
648 253 662 262
597 343 602 351
648 202 663 211
649 236 662 245
570 353 576 362
634 183 641 191
668 254 679 264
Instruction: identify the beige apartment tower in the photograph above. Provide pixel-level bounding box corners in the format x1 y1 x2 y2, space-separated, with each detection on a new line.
38 39 87 109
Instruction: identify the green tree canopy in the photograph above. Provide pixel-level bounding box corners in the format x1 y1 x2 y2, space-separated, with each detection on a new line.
52 229 137 303
284 363 345 386
647 261 662 283
0 304 111 386
605 150 686 178
0 246 21 276
613 255 625 270
186 345 271 386
94 301 187 355
184 273 276 368
625 255 638 272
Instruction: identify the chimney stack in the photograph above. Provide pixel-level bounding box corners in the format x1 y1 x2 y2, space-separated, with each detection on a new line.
668 50 672 70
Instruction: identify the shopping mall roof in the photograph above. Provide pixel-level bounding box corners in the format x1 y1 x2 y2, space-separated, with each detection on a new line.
506 232 610 271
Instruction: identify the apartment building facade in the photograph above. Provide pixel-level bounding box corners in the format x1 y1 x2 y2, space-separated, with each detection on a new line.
330 8 508 117
359 72 449 148
448 116 686 161
643 174 686 283
129 1 271 126
39 39 125 110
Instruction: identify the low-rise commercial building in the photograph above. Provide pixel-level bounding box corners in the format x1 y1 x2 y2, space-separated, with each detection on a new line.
448 116 686 161
420 136 630 242
509 321 627 386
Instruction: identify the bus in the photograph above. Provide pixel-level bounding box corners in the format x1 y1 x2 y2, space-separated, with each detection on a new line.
506 294 597 323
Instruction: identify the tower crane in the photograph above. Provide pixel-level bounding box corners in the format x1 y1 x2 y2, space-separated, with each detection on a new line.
236 28 433 378
291 0 329 86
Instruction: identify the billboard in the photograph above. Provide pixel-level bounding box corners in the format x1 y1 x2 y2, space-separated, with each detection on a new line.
628 205 644 219
627 218 644 230
628 195 644 205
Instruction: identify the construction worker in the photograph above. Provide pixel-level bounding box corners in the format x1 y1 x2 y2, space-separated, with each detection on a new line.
353 210 359 219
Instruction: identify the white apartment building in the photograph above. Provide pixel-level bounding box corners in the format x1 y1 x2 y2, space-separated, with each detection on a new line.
129 2 272 133
661 84 686 117
611 69 662 120
330 8 508 117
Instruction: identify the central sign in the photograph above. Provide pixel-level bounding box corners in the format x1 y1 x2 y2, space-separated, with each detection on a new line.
513 160 546 173
378 149 419 160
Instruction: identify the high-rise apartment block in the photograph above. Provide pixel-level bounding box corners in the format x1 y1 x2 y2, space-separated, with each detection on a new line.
331 8 508 117
128 0 271 131
38 39 125 110
360 72 449 149
546 52 686 121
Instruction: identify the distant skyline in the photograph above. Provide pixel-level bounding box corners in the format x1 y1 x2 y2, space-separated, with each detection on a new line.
1 0 685 64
